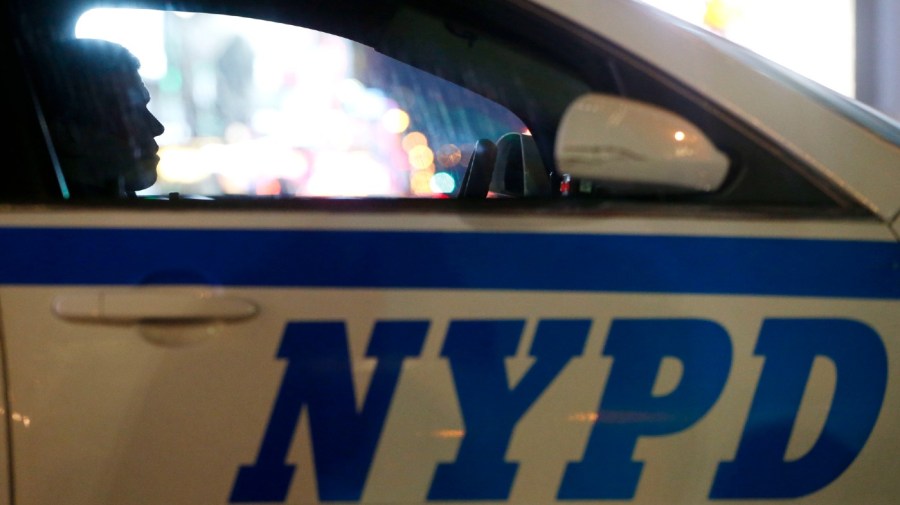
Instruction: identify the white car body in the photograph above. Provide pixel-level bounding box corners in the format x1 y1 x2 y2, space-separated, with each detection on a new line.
534 0 900 222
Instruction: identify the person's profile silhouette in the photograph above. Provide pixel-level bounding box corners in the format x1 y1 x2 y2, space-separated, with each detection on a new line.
34 38 165 197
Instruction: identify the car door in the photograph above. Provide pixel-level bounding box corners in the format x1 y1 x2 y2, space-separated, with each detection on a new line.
1 1 898 505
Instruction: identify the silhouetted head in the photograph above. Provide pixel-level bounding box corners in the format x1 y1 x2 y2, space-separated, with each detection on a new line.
34 38 164 197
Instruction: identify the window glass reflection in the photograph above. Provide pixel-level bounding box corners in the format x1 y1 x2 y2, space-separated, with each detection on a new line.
75 9 526 198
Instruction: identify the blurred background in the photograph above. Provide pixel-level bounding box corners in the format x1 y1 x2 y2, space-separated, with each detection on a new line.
641 0 899 122
74 9 526 198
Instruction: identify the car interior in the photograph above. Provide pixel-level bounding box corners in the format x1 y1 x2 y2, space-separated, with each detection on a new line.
5 0 867 212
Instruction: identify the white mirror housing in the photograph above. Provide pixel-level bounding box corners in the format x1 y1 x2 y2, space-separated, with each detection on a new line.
555 94 730 194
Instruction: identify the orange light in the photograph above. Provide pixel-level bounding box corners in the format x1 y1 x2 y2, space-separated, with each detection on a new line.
402 131 428 152
704 0 741 33
410 169 433 195
568 412 599 423
256 179 283 196
408 145 435 170
436 144 462 168
432 429 465 439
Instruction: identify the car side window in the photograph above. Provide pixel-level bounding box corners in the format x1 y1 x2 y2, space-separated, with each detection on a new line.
39 9 530 199
10 2 863 210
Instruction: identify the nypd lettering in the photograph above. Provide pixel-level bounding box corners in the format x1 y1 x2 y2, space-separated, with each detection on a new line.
231 321 428 502
710 319 887 498
231 318 887 502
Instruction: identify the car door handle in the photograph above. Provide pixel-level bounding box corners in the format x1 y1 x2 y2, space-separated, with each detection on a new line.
52 290 259 323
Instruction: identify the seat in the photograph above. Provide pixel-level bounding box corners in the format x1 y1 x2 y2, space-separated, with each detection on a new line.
457 139 497 198
490 132 551 197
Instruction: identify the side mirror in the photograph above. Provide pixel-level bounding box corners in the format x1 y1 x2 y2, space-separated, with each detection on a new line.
555 94 730 194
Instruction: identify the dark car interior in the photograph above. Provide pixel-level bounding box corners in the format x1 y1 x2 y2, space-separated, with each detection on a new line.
4 0 868 213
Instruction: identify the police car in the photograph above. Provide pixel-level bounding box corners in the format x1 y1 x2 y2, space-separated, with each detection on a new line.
1 0 899 504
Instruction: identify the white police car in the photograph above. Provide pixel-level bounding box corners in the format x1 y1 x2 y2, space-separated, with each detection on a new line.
1 0 898 504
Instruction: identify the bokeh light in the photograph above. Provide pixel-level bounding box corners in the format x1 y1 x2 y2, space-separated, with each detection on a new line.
382 108 411 134
430 172 456 194
408 145 435 170
436 144 462 168
402 131 428 152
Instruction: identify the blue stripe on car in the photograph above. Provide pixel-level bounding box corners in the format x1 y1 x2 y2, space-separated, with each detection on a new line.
0 228 898 298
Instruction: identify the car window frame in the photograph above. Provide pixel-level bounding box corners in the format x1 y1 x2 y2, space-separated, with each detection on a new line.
1 0 877 217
